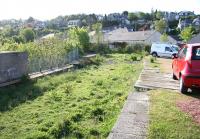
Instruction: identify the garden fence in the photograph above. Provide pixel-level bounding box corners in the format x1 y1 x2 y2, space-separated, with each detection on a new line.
27 48 79 73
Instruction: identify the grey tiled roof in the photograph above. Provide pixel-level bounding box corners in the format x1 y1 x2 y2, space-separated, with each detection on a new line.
104 29 177 44
189 33 200 43
104 30 155 42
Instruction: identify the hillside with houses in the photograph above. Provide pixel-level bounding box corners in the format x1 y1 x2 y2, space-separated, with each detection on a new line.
0 10 200 45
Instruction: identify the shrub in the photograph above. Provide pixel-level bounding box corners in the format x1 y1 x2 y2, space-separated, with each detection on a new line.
91 54 104 65
48 119 72 138
150 57 156 63
90 129 100 136
91 108 105 117
71 113 82 122
144 44 151 53
131 55 137 61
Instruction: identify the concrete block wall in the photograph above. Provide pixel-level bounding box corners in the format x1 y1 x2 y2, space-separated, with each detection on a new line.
0 51 28 84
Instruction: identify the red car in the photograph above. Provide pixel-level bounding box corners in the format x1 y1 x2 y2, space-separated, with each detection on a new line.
172 43 200 93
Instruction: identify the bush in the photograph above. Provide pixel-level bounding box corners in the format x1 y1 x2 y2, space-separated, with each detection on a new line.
150 57 156 63
131 55 137 61
144 44 151 53
91 54 104 65
90 129 100 136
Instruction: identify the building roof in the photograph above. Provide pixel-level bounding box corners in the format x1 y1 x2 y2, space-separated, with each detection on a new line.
103 28 177 44
189 33 200 43
104 30 155 42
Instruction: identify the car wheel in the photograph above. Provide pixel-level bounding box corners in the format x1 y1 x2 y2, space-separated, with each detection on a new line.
152 52 157 57
173 72 178 80
179 76 188 94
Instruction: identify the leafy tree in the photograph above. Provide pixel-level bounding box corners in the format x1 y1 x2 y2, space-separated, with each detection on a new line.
122 11 129 17
68 27 90 53
156 11 164 20
20 28 35 42
180 26 193 42
92 23 103 45
154 19 167 33
144 13 152 21
160 33 169 42
137 12 146 19
128 13 138 22
2 25 18 37
27 17 35 23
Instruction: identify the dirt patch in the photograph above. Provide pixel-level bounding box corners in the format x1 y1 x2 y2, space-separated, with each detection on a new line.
177 98 200 125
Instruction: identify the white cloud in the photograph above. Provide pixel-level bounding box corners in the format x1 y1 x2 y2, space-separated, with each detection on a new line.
0 0 199 20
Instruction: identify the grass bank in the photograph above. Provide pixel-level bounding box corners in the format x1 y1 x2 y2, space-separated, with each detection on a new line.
0 54 142 139
148 89 200 139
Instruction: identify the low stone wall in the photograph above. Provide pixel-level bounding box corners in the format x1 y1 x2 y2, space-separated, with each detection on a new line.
0 51 28 84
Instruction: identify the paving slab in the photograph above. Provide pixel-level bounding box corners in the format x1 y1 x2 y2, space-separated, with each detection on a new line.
108 92 149 139
134 68 179 91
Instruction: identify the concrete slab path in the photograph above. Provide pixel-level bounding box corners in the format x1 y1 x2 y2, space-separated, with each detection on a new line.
108 92 149 139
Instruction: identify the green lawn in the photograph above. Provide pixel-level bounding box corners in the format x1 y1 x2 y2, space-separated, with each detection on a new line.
0 54 142 139
148 89 200 139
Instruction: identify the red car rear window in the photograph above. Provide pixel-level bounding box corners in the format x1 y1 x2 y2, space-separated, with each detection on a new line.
192 46 200 60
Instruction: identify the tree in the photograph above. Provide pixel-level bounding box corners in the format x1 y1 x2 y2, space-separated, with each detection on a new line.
67 27 90 53
160 33 169 42
180 26 193 42
92 23 103 45
122 11 128 17
20 28 35 42
156 11 164 20
137 12 146 19
128 13 138 22
154 19 167 33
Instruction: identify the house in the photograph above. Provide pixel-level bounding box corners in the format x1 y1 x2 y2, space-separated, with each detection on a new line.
177 19 193 30
41 33 55 39
67 20 81 28
164 12 178 21
192 17 200 31
107 13 121 21
189 33 200 43
178 11 195 18
103 28 177 44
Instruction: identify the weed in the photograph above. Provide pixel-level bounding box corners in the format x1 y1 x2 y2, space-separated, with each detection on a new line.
150 57 155 63
90 129 100 136
131 55 137 61
71 113 82 122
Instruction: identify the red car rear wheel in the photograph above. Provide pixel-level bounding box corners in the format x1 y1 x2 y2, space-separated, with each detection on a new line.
179 76 188 94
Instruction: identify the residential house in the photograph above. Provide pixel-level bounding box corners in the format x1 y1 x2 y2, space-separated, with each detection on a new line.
192 16 200 31
103 28 177 44
67 20 81 28
189 33 200 43
107 13 121 21
164 12 178 21
178 11 195 18
177 18 193 30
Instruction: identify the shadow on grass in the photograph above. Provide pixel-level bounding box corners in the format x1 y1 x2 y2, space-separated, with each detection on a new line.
0 79 45 112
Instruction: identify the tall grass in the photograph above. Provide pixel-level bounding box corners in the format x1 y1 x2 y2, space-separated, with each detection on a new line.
0 54 142 139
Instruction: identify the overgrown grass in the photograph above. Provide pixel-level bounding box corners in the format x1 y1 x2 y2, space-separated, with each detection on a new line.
148 89 200 139
0 54 142 139
146 56 160 68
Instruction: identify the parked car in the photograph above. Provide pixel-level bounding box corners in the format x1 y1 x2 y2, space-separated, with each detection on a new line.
172 43 200 93
150 43 178 58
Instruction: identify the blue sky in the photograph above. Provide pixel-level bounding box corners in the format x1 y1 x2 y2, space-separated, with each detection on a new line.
1 0 200 20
